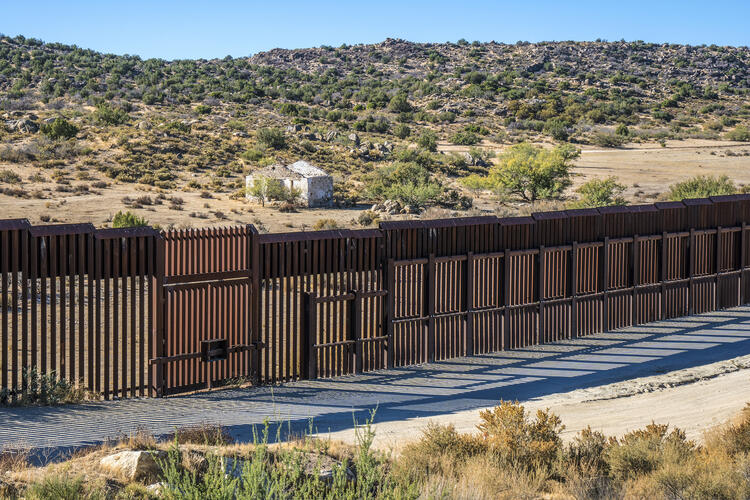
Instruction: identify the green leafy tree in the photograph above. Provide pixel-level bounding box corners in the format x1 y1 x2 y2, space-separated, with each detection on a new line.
111 211 148 228
247 176 299 207
449 130 479 145
667 175 736 201
543 119 569 141
40 118 78 140
462 143 579 202
570 177 626 208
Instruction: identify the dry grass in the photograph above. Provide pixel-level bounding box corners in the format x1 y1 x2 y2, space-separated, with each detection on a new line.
4 402 750 498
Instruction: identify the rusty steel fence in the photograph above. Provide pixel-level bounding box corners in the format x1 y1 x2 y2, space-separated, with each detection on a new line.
2 194 750 400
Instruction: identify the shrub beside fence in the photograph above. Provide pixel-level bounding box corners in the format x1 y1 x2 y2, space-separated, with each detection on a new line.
2 194 750 400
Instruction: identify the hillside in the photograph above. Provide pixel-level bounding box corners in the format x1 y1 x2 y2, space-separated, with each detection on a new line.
1 35 750 230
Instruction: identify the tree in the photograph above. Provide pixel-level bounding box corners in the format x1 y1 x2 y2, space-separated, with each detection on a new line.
247 176 299 207
417 130 438 152
255 127 286 150
462 143 579 202
364 162 443 209
93 103 129 125
570 177 626 208
449 130 479 145
543 119 569 141
40 118 78 140
111 211 148 228
667 175 735 201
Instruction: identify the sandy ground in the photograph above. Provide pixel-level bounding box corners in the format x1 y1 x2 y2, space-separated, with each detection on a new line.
331 355 750 452
1 139 749 232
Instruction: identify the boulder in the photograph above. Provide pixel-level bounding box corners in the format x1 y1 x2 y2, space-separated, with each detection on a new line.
348 133 360 146
135 121 152 130
5 119 38 133
100 450 166 482
383 199 402 215
146 483 164 495
286 124 302 133
325 130 338 142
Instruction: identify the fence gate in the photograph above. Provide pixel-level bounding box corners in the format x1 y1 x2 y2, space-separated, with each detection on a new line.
153 227 261 396
301 289 387 379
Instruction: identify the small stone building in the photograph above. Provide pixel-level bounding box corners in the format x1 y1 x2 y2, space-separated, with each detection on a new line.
245 160 333 208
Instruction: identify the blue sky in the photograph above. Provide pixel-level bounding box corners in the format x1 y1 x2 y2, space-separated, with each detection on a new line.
3 1 749 60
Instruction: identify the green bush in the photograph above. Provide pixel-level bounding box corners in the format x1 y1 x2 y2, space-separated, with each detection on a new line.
364 161 444 209
726 125 750 142
667 175 736 201
256 127 286 150
246 176 300 207
93 103 129 125
543 119 569 141
388 93 413 113
394 124 411 139
592 132 626 148
40 118 78 140
570 177 626 208
449 130 479 145
112 210 149 228
417 130 438 152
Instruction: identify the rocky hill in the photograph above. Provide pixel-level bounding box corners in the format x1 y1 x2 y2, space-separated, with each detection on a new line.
0 34 749 223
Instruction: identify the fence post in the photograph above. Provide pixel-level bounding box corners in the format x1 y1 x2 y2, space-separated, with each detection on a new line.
632 235 639 326
426 253 435 362
570 242 578 338
465 252 474 356
538 245 545 343
741 223 747 305
715 226 722 310
249 225 261 385
689 229 695 315
301 292 317 380
386 259 395 369
602 237 609 332
661 232 667 320
503 249 511 350
153 233 166 397
351 291 362 374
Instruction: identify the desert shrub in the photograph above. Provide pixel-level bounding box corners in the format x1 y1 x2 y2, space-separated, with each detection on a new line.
543 118 569 141
40 117 78 140
667 174 736 200
570 177 627 208
417 130 438 152
462 143 579 202
93 102 129 125
650 454 750 500
356 210 379 227
111 210 149 228
168 422 233 446
25 475 90 500
477 400 564 472
313 218 339 230
364 162 444 209
194 104 211 115
726 125 750 142
592 132 626 148
394 123 411 139
712 403 750 456
605 423 696 481
449 130 479 145
388 93 413 113
615 123 630 136
0 368 85 407
256 127 286 149
564 426 609 476
0 169 22 184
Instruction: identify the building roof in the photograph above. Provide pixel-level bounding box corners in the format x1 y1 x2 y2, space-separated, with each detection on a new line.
248 160 328 180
